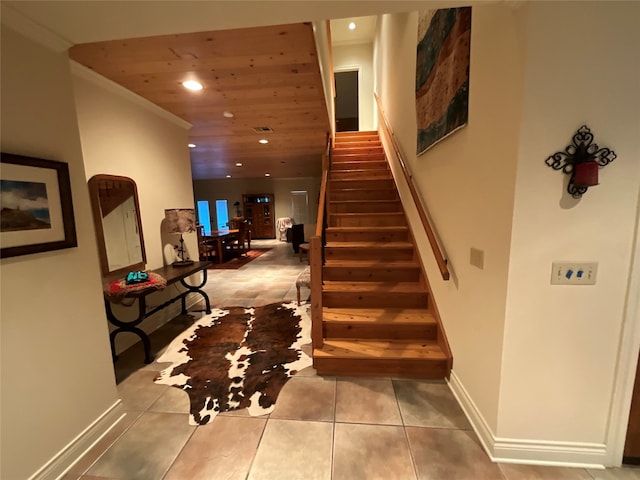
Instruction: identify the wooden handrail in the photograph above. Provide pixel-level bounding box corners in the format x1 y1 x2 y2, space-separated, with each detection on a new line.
374 93 450 281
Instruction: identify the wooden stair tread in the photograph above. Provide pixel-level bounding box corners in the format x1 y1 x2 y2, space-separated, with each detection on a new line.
326 226 407 232
324 259 419 267
323 281 426 293
326 241 412 248
315 339 446 360
323 307 436 324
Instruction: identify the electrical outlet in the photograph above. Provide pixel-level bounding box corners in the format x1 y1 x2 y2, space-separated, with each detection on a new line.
470 247 485 269
551 262 598 285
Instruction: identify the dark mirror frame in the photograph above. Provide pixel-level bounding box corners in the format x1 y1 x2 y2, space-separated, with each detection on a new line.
88 174 146 278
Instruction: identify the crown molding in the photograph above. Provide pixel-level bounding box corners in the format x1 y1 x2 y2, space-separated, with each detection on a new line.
70 62 192 130
0 3 72 53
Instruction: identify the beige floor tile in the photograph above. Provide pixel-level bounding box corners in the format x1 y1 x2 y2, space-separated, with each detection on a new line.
333 423 416 480
499 463 593 479
407 427 505 480
148 385 191 414
116 369 168 412
394 379 471 429
587 468 640 479
164 416 267 480
87 412 195 479
248 419 333 480
335 377 402 425
64 412 141 477
270 376 336 421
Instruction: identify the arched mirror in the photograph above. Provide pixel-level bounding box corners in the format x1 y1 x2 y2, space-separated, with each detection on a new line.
88 174 146 278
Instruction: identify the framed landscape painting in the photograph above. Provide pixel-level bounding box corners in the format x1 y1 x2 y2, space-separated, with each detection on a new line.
1 153 77 258
416 7 472 155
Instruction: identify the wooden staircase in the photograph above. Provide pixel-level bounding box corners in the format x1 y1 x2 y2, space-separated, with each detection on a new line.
313 131 452 379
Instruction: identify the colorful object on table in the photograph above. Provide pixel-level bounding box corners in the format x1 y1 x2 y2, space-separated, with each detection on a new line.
108 271 167 299
125 271 149 285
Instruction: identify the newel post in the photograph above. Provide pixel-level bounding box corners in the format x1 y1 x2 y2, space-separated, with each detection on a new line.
310 235 323 349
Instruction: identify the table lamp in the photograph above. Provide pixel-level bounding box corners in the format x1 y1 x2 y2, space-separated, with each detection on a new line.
164 208 195 266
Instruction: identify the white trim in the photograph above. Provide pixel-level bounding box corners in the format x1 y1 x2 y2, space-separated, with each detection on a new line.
0 3 72 53
448 370 607 469
605 189 640 466
70 61 192 130
27 400 125 480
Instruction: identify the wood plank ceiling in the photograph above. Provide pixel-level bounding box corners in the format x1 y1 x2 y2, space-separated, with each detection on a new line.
68 22 330 180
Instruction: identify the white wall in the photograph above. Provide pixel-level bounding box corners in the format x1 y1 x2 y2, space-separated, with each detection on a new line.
333 43 375 131
193 176 320 241
374 4 526 433
72 66 200 354
374 0 640 466
0 26 119 480
499 0 640 449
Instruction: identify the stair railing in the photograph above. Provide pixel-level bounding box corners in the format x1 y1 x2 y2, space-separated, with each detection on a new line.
310 133 331 349
374 93 450 281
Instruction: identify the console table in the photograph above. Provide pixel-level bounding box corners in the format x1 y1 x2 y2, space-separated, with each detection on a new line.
103 261 212 364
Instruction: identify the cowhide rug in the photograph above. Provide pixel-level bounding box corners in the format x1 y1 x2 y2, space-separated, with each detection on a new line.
155 301 311 425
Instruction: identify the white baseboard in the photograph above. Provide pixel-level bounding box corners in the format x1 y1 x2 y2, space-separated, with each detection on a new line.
447 370 607 469
28 400 125 480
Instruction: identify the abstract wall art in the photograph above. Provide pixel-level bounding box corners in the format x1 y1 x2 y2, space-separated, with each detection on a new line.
416 7 472 155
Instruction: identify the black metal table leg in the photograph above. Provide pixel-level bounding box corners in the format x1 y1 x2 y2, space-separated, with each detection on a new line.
180 268 212 314
105 297 153 364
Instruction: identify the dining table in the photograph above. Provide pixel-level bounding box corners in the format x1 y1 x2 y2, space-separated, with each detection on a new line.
204 229 239 263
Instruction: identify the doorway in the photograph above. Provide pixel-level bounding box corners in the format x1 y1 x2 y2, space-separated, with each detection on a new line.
335 70 359 132
215 200 229 230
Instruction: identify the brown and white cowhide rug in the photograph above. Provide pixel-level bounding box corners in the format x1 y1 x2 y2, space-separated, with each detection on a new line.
155 301 311 425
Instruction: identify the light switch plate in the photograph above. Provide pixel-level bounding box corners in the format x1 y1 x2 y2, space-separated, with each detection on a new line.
470 248 484 269
551 262 598 285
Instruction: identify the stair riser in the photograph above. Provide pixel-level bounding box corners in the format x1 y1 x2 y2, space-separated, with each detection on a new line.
334 141 382 149
333 147 384 156
332 161 388 171
323 322 437 340
330 170 392 181
333 153 386 162
329 213 407 228
325 229 409 242
325 247 414 261
314 358 449 378
329 201 402 214
330 179 395 190
329 189 398 202
323 266 420 282
323 292 428 309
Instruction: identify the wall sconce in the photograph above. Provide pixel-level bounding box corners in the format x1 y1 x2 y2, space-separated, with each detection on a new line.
545 125 617 198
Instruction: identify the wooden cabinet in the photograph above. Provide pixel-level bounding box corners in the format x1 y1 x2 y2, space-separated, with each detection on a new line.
243 194 275 239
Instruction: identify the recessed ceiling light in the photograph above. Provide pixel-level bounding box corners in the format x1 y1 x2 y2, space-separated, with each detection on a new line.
259 139 269 144
226 175 231 178
182 80 203 91
235 163 243 167
188 143 196 148
348 22 356 30
265 173 271 177
223 111 234 118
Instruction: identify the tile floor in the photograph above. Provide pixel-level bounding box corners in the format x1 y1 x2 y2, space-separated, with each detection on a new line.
64 239 640 480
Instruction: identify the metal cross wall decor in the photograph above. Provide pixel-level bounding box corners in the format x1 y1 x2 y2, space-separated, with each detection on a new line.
545 125 617 198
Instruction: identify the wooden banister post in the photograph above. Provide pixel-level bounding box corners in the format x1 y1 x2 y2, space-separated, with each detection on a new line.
310 235 323 349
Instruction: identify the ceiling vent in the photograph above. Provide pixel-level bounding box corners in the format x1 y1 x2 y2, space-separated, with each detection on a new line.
253 127 273 133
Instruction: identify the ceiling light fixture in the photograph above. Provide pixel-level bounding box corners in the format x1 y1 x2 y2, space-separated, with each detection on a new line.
235 163 243 167
188 143 196 148
348 22 356 30
259 139 269 144
182 80 203 91
226 175 231 178
265 173 271 177
223 111 234 118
